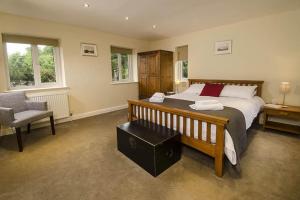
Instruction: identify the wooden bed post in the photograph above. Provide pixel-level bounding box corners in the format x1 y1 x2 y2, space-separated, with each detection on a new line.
128 102 133 122
215 125 225 177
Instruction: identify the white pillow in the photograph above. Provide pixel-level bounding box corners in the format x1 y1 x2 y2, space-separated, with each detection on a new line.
220 85 257 99
182 84 205 95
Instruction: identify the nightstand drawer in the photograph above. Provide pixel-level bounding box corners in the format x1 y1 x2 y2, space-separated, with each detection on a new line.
266 109 300 120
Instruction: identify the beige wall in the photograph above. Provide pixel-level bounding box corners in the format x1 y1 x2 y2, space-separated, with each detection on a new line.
0 12 149 116
149 9 300 106
0 9 299 119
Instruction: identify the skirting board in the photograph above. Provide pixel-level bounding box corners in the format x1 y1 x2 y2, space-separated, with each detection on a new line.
36 104 128 127
71 104 128 121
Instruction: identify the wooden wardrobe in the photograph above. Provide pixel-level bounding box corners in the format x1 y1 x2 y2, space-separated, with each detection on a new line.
138 50 173 99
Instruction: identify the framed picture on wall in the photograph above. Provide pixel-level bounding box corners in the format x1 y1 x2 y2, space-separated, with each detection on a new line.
81 43 98 56
215 40 232 55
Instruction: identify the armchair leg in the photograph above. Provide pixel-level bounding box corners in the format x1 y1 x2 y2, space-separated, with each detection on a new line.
16 127 23 152
50 116 56 135
27 123 31 134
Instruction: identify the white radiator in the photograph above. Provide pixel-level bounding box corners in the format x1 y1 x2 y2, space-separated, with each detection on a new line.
28 92 70 119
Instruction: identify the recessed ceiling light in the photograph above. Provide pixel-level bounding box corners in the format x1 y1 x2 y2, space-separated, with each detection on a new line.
152 25 157 29
83 3 90 8
125 16 129 20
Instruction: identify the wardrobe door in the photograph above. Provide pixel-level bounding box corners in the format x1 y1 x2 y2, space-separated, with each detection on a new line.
147 53 160 77
160 51 173 93
139 74 148 99
139 55 147 74
148 77 160 97
138 55 148 99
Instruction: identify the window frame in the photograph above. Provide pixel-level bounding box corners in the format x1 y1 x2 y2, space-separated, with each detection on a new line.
176 60 188 82
111 52 133 83
3 42 63 90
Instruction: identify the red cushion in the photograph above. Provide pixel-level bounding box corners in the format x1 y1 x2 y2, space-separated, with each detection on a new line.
200 83 225 97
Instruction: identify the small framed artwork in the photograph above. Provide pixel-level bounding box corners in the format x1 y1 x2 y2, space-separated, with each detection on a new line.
215 40 232 55
81 43 98 56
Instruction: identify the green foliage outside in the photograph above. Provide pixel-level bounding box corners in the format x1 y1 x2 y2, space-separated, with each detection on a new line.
182 60 188 78
8 47 34 87
121 54 129 80
111 53 129 81
38 46 56 83
8 45 56 87
111 54 119 81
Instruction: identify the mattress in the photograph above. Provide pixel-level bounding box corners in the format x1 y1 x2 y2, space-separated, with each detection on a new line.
136 93 265 165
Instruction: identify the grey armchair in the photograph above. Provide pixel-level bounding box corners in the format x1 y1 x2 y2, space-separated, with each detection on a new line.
0 91 55 152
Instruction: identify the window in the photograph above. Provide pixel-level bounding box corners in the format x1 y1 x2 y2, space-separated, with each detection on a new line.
111 46 133 82
3 34 62 89
177 60 188 80
175 45 188 81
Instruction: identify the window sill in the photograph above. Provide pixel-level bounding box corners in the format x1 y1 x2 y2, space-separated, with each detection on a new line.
176 80 188 83
111 81 138 85
7 86 70 93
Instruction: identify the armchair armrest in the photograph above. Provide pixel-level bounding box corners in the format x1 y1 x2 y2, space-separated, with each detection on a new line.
26 100 48 111
0 107 15 126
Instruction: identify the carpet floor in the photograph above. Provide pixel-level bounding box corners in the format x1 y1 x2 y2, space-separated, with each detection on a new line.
0 109 299 200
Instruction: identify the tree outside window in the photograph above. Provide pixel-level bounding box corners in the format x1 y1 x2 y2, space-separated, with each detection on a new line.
182 60 188 79
5 40 61 89
38 45 56 83
111 46 132 82
175 45 188 82
176 60 188 81
111 54 119 81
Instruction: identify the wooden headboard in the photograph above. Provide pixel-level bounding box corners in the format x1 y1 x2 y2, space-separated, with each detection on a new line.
188 79 264 97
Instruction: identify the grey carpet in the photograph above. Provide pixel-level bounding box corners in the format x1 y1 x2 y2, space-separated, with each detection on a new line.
0 109 299 200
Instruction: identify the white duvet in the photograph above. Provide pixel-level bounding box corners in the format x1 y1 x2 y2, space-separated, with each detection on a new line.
138 93 265 165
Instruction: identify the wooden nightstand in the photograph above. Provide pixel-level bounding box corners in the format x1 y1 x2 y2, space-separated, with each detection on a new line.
263 105 300 134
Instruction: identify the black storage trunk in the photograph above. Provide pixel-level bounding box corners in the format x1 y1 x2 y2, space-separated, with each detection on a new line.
117 120 181 177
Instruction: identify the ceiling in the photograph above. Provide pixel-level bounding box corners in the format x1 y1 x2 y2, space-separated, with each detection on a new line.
0 0 300 40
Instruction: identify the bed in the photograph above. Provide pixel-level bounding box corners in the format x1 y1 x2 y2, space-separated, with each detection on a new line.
128 79 264 177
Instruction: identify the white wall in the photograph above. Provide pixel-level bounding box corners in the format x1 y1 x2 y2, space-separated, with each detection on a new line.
150 9 300 106
0 12 150 116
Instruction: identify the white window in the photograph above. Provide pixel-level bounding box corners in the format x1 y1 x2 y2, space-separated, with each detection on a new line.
111 46 133 82
2 34 62 89
175 45 188 82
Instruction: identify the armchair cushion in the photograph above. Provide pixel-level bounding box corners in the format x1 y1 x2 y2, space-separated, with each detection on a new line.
26 100 48 111
12 110 53 128
0 92 27 113
0 107 15 126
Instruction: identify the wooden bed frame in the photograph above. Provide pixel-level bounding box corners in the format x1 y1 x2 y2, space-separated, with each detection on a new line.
128 79 264 177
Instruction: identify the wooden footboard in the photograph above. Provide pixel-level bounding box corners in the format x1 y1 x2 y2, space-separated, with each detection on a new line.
128 99 229 177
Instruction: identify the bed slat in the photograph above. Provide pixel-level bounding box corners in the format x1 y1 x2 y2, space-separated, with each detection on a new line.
207 122 211 144
198 120 202 141
190 119 194 139
176 115 179 131
183 116 187 136
150 108 153 123
159 111 162 125
139 106 142 119
132 105 135 118
165 112 168 127
141 106 144 120
145 107 148 121
170 114 174 130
